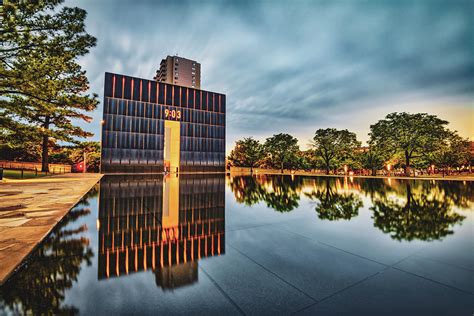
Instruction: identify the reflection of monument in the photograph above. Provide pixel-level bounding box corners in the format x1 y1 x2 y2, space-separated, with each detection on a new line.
98 174 225 289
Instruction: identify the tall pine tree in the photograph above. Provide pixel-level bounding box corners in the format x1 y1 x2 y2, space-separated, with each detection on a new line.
1 0 98 171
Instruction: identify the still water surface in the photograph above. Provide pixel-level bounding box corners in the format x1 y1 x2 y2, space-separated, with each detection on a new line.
0 175 472 315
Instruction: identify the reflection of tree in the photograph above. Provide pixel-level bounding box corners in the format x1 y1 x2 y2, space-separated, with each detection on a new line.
361 178 474 212
306 178 363 220
435 181 474 210
228 174 472 242
370 183 466 241
228 175 302 212
0 187 97 315
228 175 264 206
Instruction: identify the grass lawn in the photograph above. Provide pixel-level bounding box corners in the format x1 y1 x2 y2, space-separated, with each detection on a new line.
2 169 49 179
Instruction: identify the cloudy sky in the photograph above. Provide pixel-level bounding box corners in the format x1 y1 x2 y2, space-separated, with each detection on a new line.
68 0 473 152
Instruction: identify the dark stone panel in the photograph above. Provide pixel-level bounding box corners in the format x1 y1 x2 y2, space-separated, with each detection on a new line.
115 74 123 99
165 84 172 105
202 91 207 111
173 86 180 107
133 78 140 101
181 87 188 108
208 93 214 112
158 83 165 104
221 95 226 113
124 76 132 99
142 80 150 103
150 81 158 104
104 73 113 97
188 88 194 108
195 90 201 110
214 93 219 113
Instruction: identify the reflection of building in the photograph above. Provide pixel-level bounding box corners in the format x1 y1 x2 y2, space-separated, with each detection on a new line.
98 174 225 289
154 55 201 89
101 72 226 173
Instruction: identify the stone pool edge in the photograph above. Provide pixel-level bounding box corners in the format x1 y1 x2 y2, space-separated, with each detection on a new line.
0 173 103 285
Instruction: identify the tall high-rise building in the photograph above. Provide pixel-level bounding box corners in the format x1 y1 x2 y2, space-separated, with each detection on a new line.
154 55 201 89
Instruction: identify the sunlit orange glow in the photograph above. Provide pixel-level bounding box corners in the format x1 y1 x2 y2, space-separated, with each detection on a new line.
143 246 147 271
126 248 129 274
112 75 116 98
116 251 119 276
134 248 138 272
106 250 110 278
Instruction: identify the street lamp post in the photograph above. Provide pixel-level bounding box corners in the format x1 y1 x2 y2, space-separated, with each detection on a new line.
83 150 87 173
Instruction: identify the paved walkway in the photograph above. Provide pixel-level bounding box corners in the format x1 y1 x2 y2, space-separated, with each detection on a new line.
0 173 102 285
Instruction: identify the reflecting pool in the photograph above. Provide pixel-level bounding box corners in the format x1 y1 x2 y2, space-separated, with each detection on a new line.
1 175 473 315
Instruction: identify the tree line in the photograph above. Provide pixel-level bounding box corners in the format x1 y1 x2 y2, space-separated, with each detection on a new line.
228 112 472 176
0 0 98 172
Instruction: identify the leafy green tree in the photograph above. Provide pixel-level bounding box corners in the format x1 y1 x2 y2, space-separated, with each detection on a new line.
310 128 361 175
1 0 98 172
360 146 388 176
1 0 96 94
300 149 319 171
369 112 450 176
228 137 264 172
264 133 300 173
0 129 41 161
430 132 471 176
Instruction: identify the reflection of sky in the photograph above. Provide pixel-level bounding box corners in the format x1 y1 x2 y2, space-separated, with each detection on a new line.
67 0 474 151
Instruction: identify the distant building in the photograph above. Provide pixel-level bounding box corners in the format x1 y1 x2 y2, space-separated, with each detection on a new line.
154 56 201 89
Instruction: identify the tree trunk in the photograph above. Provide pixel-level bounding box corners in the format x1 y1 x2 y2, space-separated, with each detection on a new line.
281 161 284 174
41 116 50 173
372 169 376 176
325 164 330 175
404 150 410 176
